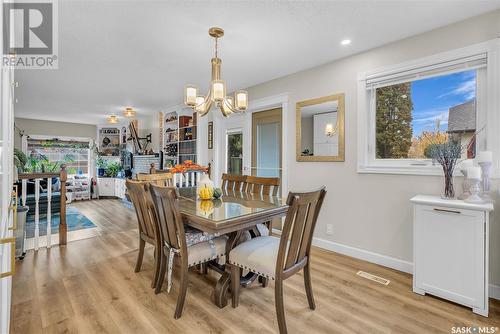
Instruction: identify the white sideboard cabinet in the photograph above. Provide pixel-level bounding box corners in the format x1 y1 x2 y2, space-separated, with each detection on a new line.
97 177 126 199
410 195 494 316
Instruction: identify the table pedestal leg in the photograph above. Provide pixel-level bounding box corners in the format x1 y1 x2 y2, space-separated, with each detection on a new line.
214 230 241 308
213 225 271 308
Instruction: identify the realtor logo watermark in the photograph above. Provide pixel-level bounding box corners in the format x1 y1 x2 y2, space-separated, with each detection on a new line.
451 326 499 333
3 0 58 69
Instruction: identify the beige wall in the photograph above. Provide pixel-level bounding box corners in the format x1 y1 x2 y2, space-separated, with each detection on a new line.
245 11 500 283
14 118 97 149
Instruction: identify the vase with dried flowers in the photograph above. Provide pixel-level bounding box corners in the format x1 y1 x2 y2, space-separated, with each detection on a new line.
427 141 462 199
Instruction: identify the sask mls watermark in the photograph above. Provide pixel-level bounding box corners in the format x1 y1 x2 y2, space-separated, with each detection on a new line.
3 0 58 69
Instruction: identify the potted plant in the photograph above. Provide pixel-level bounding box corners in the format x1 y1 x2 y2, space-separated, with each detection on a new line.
96 156 107 177
14 148 27 175
104 161 122 177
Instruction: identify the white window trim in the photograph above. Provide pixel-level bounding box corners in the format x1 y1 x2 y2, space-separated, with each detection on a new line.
357 39 500 176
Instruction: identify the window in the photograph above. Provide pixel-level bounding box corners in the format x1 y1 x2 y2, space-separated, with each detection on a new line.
358 40 499 175
375 70 476 160
26 137 91 175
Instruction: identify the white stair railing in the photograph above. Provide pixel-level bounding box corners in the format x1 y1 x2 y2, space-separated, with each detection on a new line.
18 165 68 250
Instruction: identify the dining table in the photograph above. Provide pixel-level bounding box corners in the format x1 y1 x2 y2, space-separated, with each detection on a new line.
177 187 289 308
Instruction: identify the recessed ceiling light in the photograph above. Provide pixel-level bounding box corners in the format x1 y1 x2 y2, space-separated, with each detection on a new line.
341 39 351 46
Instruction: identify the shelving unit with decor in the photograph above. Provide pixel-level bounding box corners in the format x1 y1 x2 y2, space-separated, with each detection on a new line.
178 112 197 164
162 111 179 168
97 126 123 156
161 109 197 167
66 176 91 202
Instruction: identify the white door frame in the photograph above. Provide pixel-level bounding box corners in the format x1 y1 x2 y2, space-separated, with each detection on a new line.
214 93 289 196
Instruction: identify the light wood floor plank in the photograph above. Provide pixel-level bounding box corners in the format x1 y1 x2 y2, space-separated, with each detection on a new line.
11 199 500 333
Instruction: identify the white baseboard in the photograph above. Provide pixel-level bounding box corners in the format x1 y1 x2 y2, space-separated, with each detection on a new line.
311 236 500 301
489 284 500 300
311 237 414 274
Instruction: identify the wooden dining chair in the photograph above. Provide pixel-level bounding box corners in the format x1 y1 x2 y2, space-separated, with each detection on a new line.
229 187 326 334
245 175 280 235
149 184 228 319
221 173 247 192
136 172 174 187
125 179 162 289
245 175 280 196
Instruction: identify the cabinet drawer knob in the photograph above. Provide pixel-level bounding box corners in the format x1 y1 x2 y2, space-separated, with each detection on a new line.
433 208 461 214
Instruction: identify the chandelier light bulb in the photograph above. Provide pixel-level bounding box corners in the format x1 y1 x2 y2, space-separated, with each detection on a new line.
195 96 206 113
235 90 248 111
212 80 225 102
184 85 198 107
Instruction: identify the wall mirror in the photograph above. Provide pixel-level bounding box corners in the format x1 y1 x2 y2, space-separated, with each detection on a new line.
296 93 345 162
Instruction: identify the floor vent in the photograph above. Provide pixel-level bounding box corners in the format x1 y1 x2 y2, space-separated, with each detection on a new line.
356 271 390 285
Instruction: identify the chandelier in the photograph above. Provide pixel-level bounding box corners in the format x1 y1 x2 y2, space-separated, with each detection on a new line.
184 27 248 117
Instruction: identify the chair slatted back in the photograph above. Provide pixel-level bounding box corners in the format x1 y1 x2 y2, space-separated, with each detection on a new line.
245 176 280 196
126 180 157 241
221 173 247 192
137 172 174 187
149 184 187 255
277 187 326 277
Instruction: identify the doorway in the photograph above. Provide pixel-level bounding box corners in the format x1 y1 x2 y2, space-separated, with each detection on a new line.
251 108 282 184
226 131 243 175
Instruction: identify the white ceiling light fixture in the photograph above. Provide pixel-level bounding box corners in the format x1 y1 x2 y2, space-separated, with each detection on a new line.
341 39 351 46
184 27 248 117
123 107 136 117
107 114 119 124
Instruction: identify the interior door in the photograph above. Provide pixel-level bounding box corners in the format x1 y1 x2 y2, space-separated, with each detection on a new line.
251 108 282 180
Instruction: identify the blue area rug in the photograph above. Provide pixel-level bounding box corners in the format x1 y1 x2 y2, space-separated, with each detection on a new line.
25 206 96 238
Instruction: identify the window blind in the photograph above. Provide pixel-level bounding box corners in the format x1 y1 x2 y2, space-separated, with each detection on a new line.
365 53 487 89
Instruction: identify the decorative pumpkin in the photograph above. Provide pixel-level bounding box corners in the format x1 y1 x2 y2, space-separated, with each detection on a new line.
213 187 223 199
198 186 214 200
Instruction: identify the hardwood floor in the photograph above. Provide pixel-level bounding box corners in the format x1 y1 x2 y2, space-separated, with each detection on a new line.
11 199 500 333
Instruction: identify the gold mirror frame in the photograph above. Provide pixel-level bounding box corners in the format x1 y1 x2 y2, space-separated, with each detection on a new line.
296 93 345 162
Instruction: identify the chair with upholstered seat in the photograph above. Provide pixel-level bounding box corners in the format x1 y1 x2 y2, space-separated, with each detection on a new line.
126 179 162 289
149 184 227 319
229 187 326 334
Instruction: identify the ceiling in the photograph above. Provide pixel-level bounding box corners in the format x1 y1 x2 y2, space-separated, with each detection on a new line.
14 0 500 125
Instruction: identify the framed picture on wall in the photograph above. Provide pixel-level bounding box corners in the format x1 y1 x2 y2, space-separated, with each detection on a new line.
208 121 213 149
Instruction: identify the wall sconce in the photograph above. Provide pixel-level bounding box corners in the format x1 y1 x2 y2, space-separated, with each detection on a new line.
325 123 337 137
